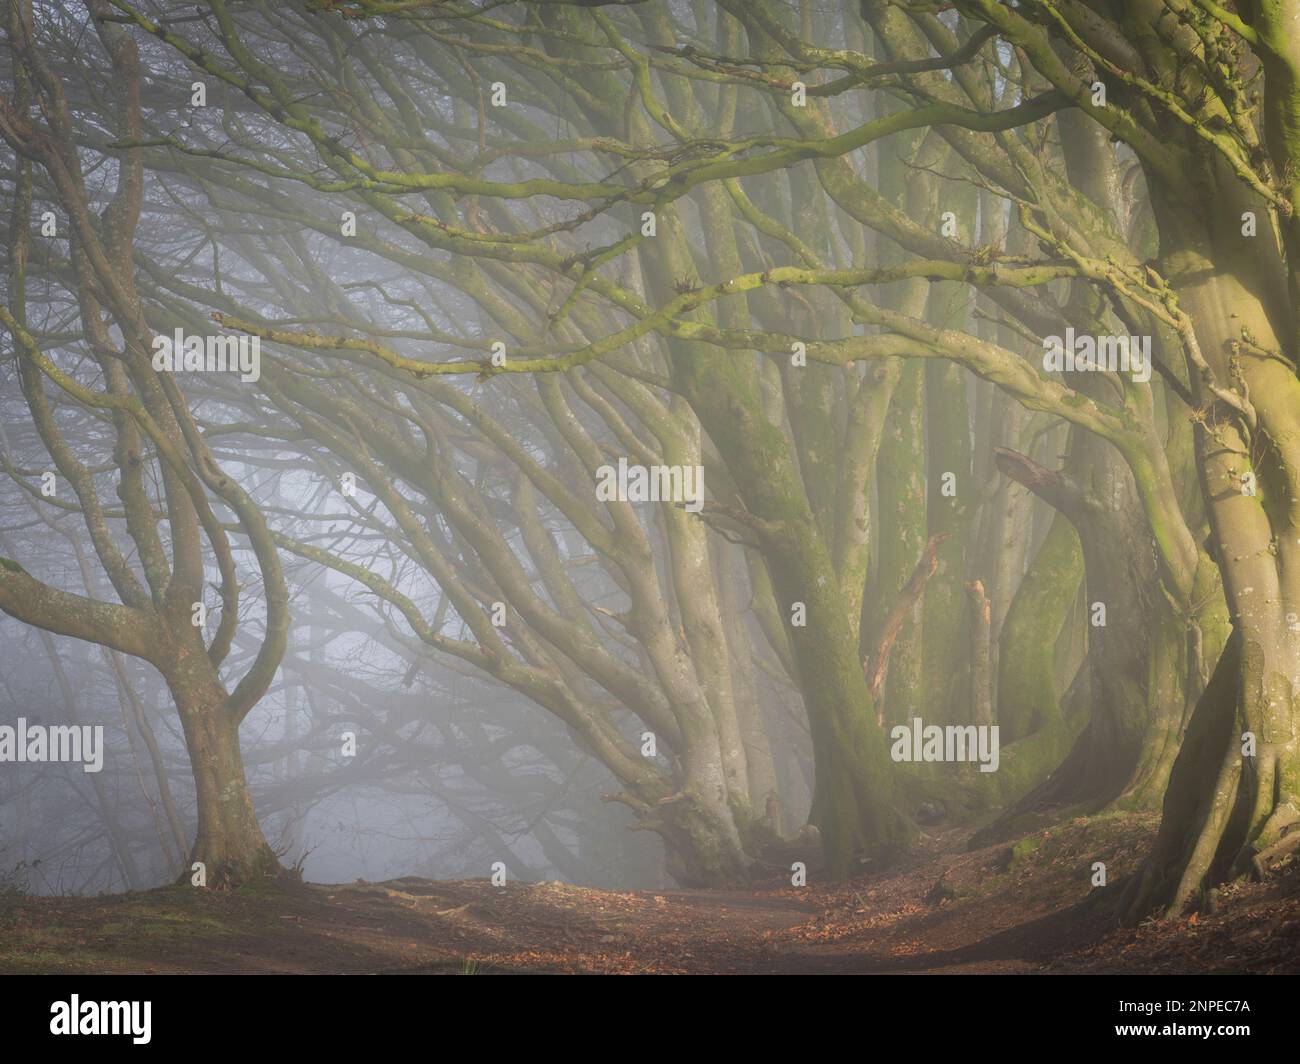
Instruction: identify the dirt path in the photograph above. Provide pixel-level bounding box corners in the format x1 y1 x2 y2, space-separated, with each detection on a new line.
3 813 1297 974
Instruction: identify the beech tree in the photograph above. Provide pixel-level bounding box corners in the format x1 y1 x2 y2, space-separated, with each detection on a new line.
4 0 1298 922
0 0 288 886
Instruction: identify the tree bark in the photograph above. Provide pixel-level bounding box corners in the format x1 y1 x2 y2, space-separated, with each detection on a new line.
165 665 280 889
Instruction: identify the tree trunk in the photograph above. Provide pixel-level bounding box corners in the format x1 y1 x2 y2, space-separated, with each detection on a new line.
656 792 754 887
1123 175 1300 920
168 672 280 888
790 553 913 877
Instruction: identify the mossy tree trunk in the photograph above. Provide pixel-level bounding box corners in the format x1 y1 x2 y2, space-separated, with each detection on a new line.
1123 206 1300 918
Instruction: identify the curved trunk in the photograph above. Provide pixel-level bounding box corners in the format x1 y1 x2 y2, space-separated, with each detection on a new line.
992 435 1158 807
1118 558 1228 810
167 669 280 888
1124 175 1300 919
1120 630 1243 922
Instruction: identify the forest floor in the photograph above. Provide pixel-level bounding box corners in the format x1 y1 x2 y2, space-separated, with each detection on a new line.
2 811 1297 974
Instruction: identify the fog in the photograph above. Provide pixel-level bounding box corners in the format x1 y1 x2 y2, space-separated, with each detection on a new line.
0 1 1297 987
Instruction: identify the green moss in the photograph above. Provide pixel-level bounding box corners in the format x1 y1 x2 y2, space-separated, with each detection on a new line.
0 886 237 973
1008 835 1041 871
997 512 1083 743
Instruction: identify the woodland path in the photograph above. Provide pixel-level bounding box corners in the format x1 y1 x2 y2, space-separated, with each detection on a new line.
3 815 1296 974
